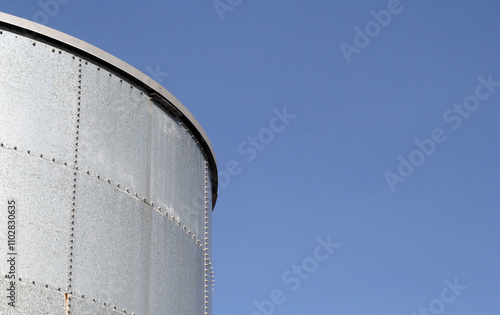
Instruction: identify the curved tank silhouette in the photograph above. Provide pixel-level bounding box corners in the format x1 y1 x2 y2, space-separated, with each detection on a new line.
0 12 217 314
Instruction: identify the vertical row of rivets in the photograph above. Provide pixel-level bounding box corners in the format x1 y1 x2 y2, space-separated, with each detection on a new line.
204 161 211 314
67 58 82 314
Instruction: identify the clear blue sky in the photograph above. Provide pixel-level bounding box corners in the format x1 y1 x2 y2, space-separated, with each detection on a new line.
2 1 499 314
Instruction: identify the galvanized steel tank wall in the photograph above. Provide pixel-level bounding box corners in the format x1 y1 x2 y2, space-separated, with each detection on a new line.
0 13 216 315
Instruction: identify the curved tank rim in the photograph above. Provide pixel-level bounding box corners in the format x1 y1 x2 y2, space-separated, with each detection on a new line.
0 11 218 207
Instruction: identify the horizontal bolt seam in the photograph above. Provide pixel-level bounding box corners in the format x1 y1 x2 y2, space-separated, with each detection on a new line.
0 143 205 252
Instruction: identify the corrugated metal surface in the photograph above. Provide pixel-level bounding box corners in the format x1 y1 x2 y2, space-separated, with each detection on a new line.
0 14 216 315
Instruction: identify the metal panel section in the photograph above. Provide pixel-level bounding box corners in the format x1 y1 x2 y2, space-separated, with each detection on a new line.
71 175 150 314
71 174 205 314
0 149 72 291
0 14 217 314
148 202 205 315
0 279 66 314
150 104 206 239
0 12 218 204
79 62 150 200
0 30 79 164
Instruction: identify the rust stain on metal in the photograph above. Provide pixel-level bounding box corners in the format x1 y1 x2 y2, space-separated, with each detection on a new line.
64 292 69 314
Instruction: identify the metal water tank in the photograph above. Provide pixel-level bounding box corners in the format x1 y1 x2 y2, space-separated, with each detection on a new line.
0 12 217 315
